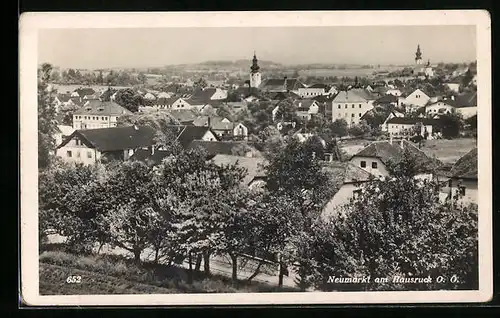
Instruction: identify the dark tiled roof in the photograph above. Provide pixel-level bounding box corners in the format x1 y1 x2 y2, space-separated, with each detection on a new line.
453 92 477 108
56 93 71 102
449 147 477 179
353 140 442 172
386 117 439 126
59 125 156 152
270 91 301 101
164 125 218 147
73 100 132 116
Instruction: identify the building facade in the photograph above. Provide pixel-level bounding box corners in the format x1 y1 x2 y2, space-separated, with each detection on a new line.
249 52 262 89
331 90 373 126
72 101 132 130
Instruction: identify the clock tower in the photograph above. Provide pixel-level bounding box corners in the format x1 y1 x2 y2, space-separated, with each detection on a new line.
250 52 262 89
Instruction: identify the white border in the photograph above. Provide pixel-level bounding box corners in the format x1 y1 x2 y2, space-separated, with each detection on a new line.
20 10 492 306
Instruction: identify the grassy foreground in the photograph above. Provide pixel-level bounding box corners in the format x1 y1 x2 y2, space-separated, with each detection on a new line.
39 250 299 295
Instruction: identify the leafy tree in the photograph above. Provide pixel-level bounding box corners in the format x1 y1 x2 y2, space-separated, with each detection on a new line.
437 113 463 139
114 88 144 112
348 120 371 137
58 103 80 126
327 119 348 138
275 98 297 122
308 170 478 291
216 104 235 122
97 71 104 85
38 63 58 169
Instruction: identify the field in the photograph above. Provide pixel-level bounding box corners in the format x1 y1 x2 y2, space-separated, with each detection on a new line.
339 138 477 165
39 250 300 295
298 66 404 78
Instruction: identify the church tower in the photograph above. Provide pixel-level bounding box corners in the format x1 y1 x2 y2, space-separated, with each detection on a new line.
250 52 262 89
415 44 423 65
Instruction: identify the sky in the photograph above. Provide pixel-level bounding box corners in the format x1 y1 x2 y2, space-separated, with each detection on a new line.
38 26 477 69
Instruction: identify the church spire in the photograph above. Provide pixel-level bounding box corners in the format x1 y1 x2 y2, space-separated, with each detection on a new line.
415 44 422 63
251 51 260 73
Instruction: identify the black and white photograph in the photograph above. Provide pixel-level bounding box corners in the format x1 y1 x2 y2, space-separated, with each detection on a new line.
20 11 492 306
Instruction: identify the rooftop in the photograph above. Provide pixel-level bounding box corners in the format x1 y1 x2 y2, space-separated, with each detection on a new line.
73 100 132 116
449 147 477 179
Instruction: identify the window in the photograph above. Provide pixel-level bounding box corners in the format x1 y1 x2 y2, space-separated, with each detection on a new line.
338 105 341 109
352 104 355 108
66 150 72 157
359 104 362 108
359 113 362 117
351 113 355 117
102 117 105 120
87 151 92 159
360 161 366 168
345 104 347 108
372 162 378 169
76 151 81 158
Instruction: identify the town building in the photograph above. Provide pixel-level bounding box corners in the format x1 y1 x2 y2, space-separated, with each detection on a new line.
401 88 432 112
385 117 438 139
294 100 320 121
211 154 267 190
193 116 249 140
331 89 374 127
425 99 456 116
72 100 132 129
444 79 462 93
297 83 330 98
453 91 477 119
56 125 157 165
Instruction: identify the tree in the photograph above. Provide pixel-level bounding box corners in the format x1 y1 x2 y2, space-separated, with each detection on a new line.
462 68 473 87
275 98 297 122
216 104 235 122
114 88 144 112
58 103 80 126
97 71 104 85
437 113 463 139
38 63 58 169
307 168 478 291
327 119 348 138
348 120 371 138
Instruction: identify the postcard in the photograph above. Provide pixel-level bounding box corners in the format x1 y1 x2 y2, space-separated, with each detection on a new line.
19 10 492 306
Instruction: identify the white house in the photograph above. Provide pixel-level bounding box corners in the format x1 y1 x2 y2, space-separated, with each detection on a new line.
402 89 431 109
56 125 157 165
381 111 405 132
440 147 477 205
386 88 403 97
295 100 320 121
72 101 132 130
350 139 441 179
53 125 75 152
297 84 330 98
331 89 374 127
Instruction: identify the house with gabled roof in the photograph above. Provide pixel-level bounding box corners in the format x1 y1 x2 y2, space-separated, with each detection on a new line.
401 88 432 110
193 116 248 140
385 117 438 139
72 100 132 129
294 99 320 121
56 125 157 165
350 139 442 179
440 147 477 204
297 83 330 98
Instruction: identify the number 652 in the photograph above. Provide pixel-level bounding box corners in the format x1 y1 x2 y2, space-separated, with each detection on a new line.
66 275 82 284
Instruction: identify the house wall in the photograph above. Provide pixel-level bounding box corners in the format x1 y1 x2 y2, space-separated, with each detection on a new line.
441 178 478 205
321 183 372 220
350 156 389 178
456 106 477 119
386 123 433 137
332 101 373 126
171 98 192 110
233 123 248 138
250 72 262 88
297 88 325 98
56 138 101 165
386 89 402 97
403 90 430 107
73 114 119 129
